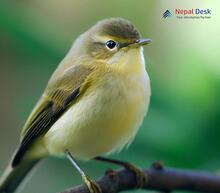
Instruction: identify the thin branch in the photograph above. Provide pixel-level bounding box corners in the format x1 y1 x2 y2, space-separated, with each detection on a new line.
60 162 220 193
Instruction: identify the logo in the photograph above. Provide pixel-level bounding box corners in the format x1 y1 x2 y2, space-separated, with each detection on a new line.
163 10 172 18
163 8 211 19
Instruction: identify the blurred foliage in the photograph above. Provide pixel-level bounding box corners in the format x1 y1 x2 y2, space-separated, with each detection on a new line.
0 1 220 193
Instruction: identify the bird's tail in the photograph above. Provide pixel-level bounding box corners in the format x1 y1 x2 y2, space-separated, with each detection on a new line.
0 159 40 193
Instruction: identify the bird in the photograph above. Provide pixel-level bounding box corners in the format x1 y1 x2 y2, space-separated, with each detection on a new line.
0 18 151 193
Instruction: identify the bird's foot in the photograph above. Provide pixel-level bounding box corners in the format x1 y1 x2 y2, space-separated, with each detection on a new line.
123 162 147 188
82 175 102 193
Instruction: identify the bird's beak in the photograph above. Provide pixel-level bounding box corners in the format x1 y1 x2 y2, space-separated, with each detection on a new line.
136 38 152 46
121 38 152 49
128 38 152 48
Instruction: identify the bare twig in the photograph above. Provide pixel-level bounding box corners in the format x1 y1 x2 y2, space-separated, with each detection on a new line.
60 162 220 193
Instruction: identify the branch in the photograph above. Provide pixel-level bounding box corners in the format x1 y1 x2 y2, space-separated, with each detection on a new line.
60 162 220 193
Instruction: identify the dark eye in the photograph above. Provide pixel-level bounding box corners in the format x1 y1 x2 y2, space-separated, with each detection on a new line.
106 40 117 50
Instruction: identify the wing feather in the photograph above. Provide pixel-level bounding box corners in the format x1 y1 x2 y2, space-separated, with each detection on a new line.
12 65 91 167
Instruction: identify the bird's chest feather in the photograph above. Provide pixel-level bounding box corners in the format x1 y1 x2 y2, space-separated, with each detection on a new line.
95 72 150 132
45 65 150 159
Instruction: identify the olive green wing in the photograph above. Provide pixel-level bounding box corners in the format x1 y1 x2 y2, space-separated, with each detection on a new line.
12 65 91 167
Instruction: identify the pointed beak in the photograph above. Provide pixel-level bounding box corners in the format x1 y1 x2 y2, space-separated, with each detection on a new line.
136 38 152 46
120 38 152 49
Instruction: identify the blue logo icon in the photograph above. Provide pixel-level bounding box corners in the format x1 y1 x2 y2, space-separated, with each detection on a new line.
163 10 172 18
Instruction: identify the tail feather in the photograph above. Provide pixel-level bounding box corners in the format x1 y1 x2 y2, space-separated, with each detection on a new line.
0 160 39 193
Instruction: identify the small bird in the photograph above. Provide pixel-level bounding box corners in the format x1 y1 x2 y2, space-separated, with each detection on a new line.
0 18 151 193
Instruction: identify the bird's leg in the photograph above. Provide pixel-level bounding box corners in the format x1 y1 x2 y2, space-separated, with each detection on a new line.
95 156 146 188
66 150 102 193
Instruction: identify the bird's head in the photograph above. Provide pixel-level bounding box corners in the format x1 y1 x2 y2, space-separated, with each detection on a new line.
69 18 151 71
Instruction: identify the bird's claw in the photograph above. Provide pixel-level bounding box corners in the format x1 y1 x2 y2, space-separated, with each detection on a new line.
83 175 102 193
124 163 147 188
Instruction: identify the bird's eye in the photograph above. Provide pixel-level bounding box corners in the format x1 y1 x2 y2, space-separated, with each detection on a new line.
105 40 117 50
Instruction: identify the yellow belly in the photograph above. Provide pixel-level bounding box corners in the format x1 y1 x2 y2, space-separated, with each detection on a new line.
44 71 150 160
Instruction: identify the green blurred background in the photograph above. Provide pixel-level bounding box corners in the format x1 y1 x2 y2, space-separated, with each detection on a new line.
0 0 220 193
